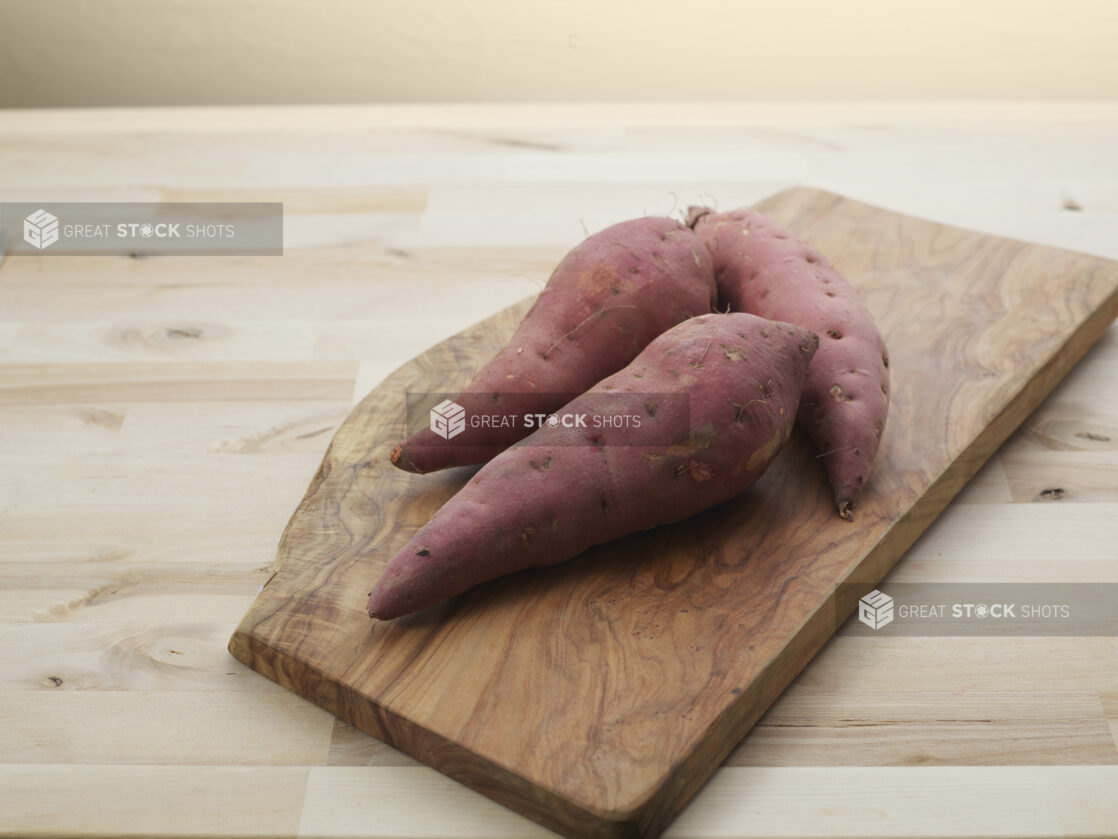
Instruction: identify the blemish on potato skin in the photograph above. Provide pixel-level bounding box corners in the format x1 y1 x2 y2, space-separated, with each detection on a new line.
746 429 784 470
689 461 714 481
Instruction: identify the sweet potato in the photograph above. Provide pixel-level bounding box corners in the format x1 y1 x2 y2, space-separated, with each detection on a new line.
368 312 818 620
389 216 717 474
686 207 889 521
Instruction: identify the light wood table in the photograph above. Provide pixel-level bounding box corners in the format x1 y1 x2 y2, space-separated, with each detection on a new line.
1 102 1116 838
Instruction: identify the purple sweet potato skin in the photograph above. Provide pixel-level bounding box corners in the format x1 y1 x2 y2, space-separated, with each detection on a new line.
368 312 818 620
686 207 889 520
390 216 717 474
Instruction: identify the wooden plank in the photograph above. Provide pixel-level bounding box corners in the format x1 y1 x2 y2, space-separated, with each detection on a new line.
326 720 424 767
0 622 268 691
0 404 126 454
0 765 309 838
116 401 351 455
1001 450 1118 502
0 454 316 517
1 321 319 364
296 766 1118 838
0 248 556 291
228 188 1118 837
889 503 1118 569
0 565 266 623
945 452 1013 503
0 690 334 765
0 362 358 405
7 764 1115 839
727 689 1117 766
1046 767 1118 836
668 766 1065 838
0 513 282 564
299 767 556 839
793 637 1118 693
288 766 1118 838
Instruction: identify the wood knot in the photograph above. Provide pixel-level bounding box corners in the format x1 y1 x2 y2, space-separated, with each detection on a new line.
1035 487 1065 501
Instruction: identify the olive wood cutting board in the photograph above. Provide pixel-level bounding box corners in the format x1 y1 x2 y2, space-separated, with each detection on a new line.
229 188 1118 838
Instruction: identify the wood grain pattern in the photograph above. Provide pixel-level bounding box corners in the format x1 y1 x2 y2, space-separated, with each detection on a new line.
228 188 1118 838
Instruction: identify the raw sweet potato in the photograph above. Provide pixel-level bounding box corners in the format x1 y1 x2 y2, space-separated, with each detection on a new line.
686 207 889 521
368 312 819 620
389 216 717 474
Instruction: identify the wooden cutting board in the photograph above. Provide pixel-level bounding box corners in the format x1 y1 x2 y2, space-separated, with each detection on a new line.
228 188 1118 839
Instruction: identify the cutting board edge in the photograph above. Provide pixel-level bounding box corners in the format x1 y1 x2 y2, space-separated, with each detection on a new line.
227 624 656 839
758 185 1118 267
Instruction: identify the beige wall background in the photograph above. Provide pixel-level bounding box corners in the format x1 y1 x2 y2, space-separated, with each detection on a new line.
1 0 1116 107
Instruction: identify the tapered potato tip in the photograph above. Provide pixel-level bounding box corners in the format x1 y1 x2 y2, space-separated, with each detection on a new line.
390 442 423 474
367 590 392 620
368 577 410 620
367 600 390 620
